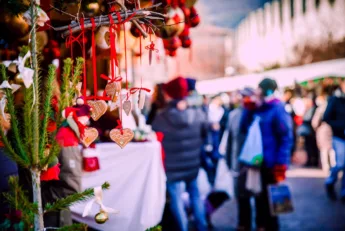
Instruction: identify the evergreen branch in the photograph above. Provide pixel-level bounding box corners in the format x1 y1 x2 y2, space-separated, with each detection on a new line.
44 182 110 213
146 225 162 231
31 16 40 166
23 86 34 163
0 65 29 163
0 123 29 168
60 58 73 110
2 176 37 226
69 57 84 104
58 223 88 231
38 64 56 163
40 141 60 170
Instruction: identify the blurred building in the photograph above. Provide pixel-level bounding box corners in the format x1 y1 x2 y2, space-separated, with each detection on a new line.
233 0 345 73
165 25 232 81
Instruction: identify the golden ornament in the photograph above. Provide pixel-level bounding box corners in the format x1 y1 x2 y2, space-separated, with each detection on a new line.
95 211 109 224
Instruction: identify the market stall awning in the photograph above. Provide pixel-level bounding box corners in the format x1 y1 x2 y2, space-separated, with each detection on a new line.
196 58 345 95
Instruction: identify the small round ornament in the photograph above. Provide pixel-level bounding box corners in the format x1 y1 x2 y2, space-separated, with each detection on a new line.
95 210 109 224
189 7 200 28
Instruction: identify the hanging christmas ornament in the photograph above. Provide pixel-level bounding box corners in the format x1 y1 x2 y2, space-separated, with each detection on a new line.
189 7 200 28
81 127 99 148
123 100 132 116
83 186 119 223
179 26 192 48
88 100 108 121
95 26 116 50
105 82 122 103
158 7 185 39
110 93 126 111
95 211 109 224
110 128 134 149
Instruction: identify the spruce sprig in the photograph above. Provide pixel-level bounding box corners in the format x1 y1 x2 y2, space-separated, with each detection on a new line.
44 182 110 213
38 64 56 162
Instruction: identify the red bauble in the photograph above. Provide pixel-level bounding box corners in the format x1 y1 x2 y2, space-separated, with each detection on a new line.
181 36 192 48
163 37 182 51
130 24 143 38
180 6 191 20
190 7 200 28
179 26 190 37
166 49 177 57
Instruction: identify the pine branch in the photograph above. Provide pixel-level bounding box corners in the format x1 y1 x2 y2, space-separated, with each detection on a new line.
38 64 56 163
44 182 110 213
60 58 73 110
2 176 37 227
23 85 34 163
68 57 84 104
0 64 29 163
58 223 88 231
0 123 29 168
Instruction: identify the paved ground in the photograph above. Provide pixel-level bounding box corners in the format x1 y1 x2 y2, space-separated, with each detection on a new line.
211 168 345 231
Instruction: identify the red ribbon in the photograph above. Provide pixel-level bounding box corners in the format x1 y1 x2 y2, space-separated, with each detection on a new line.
81 18 87 97
100 74 122 83
115 119 123 134
129 87 151 95
108 14 119 81
91 18 98 100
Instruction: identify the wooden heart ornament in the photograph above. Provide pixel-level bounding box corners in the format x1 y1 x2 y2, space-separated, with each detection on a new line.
123 100 132 116
81 128 99 148
105 82 121 102
110 128 134 149
88 100 108 121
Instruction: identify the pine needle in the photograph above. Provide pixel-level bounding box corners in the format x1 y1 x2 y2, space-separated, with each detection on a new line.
44 182 110 213
0 64 29 163
38 64 56 162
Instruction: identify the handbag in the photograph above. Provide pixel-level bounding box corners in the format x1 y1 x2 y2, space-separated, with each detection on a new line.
239 116 264 167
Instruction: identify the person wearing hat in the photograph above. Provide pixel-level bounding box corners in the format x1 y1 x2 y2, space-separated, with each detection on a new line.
239 78 293 231
219 87 259 231
152 77 208 231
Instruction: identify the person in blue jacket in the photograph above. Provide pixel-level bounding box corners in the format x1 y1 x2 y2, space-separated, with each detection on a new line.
240 78 293 231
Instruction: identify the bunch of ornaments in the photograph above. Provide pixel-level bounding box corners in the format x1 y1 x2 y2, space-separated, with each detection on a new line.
129 0 200 57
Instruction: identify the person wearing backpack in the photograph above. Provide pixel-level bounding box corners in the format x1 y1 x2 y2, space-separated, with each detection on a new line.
240 78 293 231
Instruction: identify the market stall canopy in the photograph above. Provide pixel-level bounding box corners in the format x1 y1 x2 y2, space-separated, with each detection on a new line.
196 58 345 95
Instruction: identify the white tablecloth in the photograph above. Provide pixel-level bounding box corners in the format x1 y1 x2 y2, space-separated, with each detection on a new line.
70 141 166 231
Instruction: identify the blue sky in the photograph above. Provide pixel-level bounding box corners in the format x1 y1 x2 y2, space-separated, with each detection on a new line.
198 0 273 28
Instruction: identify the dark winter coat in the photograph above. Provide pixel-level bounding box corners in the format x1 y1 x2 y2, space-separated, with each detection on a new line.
0 148 18 219
240 99 293 168
152 102 206 182
323 90 345 140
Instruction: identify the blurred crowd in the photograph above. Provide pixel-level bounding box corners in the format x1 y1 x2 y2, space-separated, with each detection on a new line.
146 76 345 231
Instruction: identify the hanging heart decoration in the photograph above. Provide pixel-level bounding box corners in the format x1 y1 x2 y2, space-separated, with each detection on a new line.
88 100 108 121
81 127 99 148
123 100 132 116
109 128 134 149
105 82 121 103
